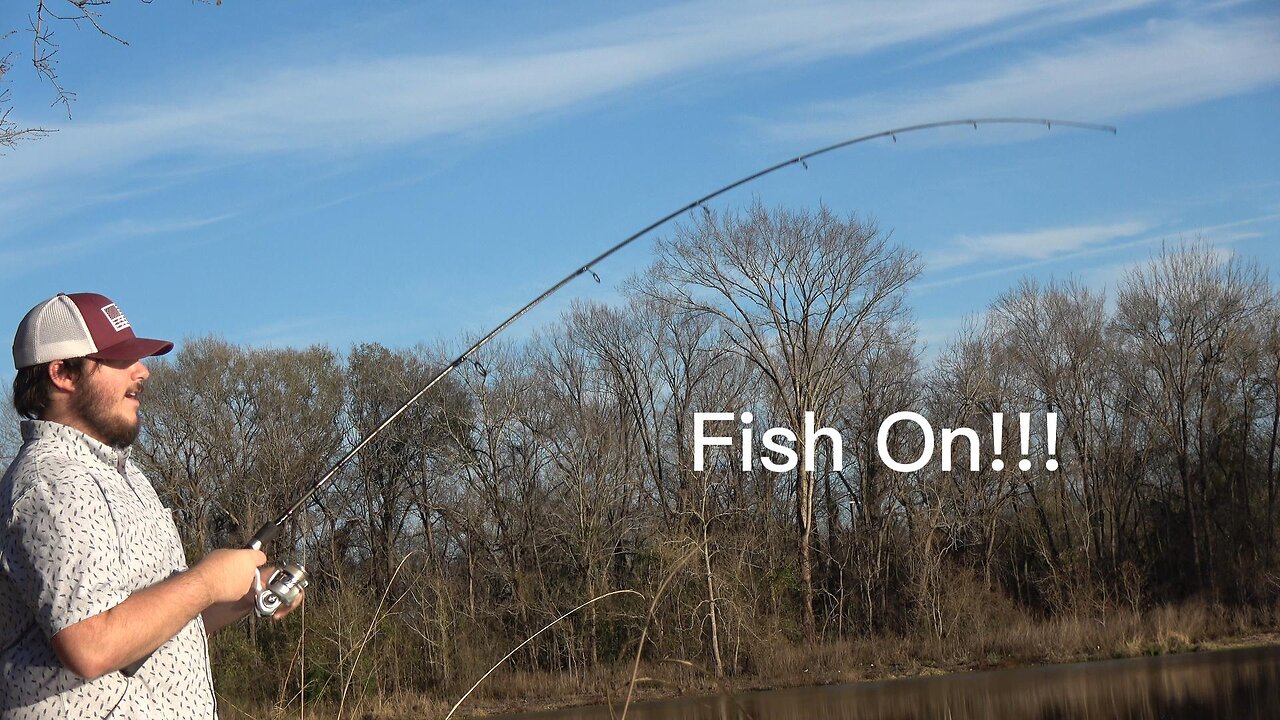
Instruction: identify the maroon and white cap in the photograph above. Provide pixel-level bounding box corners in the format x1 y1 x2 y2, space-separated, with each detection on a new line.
12 292 174 369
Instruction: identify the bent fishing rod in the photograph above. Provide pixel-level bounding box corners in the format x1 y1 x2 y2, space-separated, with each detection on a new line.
251 118 1114 591
122 116 1113 678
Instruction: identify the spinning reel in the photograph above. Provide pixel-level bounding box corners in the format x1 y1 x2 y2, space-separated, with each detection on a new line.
253 561 310 617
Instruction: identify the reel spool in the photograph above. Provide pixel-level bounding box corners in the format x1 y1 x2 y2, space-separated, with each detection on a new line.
254 562 310 617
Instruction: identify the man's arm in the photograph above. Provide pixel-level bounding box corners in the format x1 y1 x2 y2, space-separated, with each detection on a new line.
50 548 265 680
201 567 305 635
200 596 254 636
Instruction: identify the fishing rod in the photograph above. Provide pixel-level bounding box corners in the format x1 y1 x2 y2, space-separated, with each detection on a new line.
247 117 1111 594
121 117 1114 677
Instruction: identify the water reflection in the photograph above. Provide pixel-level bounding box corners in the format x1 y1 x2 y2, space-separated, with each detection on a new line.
496 645 1280 720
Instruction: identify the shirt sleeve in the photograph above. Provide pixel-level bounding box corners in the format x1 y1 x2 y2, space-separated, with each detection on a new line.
4 464 133 637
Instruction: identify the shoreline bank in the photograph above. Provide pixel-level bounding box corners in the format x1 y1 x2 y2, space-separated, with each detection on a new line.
217 614 1277 719
462 631 1280 719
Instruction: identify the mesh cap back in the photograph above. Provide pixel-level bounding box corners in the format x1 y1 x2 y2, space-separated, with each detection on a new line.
12 295 96 369
12 293 173 369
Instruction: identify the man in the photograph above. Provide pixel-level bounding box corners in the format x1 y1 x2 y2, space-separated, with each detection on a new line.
1 293 295 718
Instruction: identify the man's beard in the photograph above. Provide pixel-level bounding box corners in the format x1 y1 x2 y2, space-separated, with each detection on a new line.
72 376 140 449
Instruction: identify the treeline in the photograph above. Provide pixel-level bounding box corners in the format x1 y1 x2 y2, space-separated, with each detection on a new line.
128 204 1279 711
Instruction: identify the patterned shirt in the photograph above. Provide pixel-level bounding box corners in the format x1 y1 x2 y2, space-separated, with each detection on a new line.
0 420 218 719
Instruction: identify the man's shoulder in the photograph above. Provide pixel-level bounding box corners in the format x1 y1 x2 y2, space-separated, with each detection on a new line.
1 439 99 513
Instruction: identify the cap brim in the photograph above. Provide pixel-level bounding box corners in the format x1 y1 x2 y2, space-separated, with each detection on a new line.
86 337 174 362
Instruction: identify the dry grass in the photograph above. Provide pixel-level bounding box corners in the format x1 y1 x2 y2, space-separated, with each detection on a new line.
216 598 1278 719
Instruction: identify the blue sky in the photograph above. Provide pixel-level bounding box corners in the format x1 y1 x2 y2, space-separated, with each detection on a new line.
1 1 1277 384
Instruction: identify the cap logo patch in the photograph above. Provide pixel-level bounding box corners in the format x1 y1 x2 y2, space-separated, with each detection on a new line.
101 303 131 332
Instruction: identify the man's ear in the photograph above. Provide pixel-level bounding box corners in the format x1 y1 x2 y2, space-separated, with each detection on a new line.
48 360 79 393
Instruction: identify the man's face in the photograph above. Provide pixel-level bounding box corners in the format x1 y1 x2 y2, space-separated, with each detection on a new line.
70 358 150 449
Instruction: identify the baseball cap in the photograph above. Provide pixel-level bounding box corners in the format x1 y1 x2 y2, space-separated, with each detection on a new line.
12 292 174 369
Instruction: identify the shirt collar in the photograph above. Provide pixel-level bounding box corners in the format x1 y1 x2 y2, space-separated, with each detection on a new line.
20 419 133 470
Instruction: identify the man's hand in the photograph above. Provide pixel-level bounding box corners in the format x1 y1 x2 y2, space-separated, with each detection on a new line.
192 548 267 604
201 561 304 634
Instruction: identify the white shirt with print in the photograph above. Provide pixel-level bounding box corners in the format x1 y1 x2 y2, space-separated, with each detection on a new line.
0 420 217 719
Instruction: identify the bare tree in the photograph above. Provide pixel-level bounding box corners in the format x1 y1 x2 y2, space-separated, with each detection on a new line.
645 202 920 636
992 281 1114 589
3 2 220 150
1 46 50 149
1113 242 1272 591
835 323 921 634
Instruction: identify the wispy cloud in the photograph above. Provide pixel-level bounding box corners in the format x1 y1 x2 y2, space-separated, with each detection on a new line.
906 0 1157 68
95 214 235 239
917 213 1280 292
767 15 1280 140
0 213 233 278
929 220 1150 272
0 1 1137 190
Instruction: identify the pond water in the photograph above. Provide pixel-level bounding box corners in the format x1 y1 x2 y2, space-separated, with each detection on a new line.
493 644 1280 719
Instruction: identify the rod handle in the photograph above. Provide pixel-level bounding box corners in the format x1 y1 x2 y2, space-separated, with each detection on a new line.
247 521 281 551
